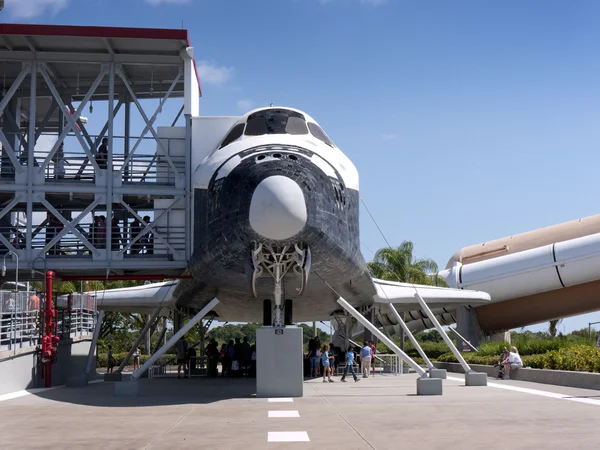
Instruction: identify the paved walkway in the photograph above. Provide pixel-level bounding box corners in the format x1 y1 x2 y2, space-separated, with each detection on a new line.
1 373 600 449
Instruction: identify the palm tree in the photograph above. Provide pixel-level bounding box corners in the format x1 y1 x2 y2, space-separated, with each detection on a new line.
548 319 563 337
367 241 441 285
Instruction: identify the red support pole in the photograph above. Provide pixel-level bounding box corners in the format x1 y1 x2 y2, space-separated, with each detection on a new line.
42 270 59 388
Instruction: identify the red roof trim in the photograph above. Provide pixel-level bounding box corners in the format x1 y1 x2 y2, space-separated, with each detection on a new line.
0 23 188 41
0 23 202 96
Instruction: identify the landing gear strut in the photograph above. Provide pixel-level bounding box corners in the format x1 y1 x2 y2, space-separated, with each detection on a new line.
250 243 310 327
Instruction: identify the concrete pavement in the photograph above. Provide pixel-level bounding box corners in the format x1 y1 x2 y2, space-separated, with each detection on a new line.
1 373 599 449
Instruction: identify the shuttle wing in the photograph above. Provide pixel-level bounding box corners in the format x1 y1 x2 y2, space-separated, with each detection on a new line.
371 278 491 310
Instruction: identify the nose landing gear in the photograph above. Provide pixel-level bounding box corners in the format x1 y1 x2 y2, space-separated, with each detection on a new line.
251 243 309 327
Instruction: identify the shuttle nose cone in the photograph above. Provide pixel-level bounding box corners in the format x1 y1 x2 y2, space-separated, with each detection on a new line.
249 175 307 240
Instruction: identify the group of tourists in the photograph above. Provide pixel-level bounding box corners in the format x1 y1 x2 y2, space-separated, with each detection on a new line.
306 338 377 383
174 336 257 379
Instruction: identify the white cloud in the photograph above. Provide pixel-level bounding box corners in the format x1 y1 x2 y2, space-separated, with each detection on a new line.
196 61 234 86
9 0 68 19
236 100 254 112
145 0 190 4
381 133 397 140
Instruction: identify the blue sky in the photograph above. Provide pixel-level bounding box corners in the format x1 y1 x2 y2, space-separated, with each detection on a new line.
4 0 600 334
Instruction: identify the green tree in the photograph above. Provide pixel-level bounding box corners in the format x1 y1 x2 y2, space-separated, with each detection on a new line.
367 241 442 285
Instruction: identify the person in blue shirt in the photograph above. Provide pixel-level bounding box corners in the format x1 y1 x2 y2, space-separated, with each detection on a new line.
321 344 334 383
340 346 360 382
360 342 372 378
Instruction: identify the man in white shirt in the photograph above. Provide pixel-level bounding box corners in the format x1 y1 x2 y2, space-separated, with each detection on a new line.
360 342 372 378
501 346 523 380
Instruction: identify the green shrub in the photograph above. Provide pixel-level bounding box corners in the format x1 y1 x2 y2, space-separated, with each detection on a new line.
525 345 600 372
434 345 600 373
96 352 176 368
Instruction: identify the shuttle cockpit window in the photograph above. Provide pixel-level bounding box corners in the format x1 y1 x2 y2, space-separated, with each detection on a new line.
244 109 309 136
219 123 246 149
307 122 334 147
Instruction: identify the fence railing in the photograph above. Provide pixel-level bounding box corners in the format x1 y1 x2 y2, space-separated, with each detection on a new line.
0 290 98 354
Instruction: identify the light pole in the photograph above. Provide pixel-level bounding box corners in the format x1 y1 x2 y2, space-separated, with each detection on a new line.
3 250 19 351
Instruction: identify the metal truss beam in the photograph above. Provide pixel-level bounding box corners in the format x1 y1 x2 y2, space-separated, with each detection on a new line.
27 83 183 100
74 99 124 177
0 51 183 65
118 198 183 258
117 65 179 176
120 67 182 174
0 196 22 254
35 99 58 143
39 63 106 173
41 198 100 256
0 63 30 173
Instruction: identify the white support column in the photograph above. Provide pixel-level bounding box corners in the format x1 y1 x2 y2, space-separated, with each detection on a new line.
184 113 192 260
414 293 471 372
116 306 162 373
26 61 36 261
387 303 434 370
106 62 115 263
84 310 104 376
336 297 427 377
131 297 219 380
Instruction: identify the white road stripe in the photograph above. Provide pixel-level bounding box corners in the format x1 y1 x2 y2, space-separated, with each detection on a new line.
268 410 300 418
447 376 600 406
0 385 63 403
268 431 310 442
268 397 294 402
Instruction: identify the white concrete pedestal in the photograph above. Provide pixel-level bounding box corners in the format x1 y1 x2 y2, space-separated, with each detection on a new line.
429 368 447 379
114 379 139 396
416 376 443 395
256 326 303 398
466 371 488 386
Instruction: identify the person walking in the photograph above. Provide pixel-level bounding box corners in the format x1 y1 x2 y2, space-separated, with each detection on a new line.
340 346 360 383
360 342 372 378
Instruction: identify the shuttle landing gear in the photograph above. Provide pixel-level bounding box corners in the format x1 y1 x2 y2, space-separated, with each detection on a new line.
251 243 309 326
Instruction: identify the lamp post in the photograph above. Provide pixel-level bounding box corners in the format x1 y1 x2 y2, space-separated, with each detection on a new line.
2 250 19 352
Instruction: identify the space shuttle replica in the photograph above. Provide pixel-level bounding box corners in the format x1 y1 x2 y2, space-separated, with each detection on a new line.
93 106 600 348
95 106 491 336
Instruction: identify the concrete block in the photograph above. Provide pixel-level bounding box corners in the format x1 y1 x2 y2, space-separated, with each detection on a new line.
114 379 139 397
416 376 443 395
67 375 88 387
429 368 447 379
104 372 122 382
256 326 303 398
465 371 488 386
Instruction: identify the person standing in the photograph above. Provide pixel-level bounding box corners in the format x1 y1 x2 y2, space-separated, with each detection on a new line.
321 344 334 383
132 347 141 371
106 345 116 374
369 341 377 377
340 346 360 383
360 342 372 378
596 332 600 350
97 138 108 170
176 338 189 378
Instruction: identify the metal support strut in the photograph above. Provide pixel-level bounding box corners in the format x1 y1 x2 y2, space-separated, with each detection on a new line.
336 296 427 378
387 303 434 370
131 297 219 380
413 293 471 373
